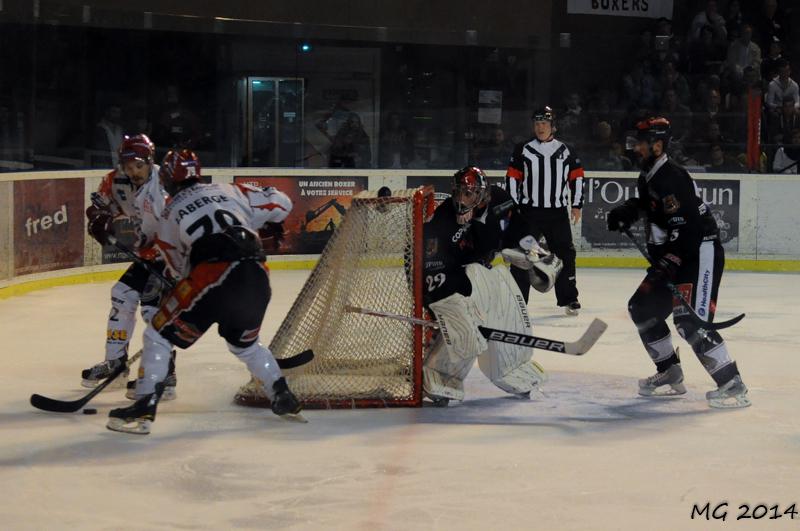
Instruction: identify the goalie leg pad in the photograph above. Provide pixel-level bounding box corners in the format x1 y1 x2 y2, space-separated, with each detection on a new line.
470 265 544 394
429 290 488 363
422 336 469 401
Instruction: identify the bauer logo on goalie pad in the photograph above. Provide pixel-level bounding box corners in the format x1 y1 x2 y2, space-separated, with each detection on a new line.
485 330 565 352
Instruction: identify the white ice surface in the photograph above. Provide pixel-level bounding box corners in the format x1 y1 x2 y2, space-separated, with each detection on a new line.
1 268 799 531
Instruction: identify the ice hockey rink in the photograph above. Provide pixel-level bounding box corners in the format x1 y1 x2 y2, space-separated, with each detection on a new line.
1 267 798 531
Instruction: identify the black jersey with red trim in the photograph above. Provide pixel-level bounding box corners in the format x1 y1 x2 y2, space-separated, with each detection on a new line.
422 185 520 303
505 136 584 209
631 154 719 262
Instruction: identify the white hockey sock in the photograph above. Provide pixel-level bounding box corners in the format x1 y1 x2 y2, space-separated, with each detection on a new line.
228 341 283 400
137 324 172 396
105 282 140 360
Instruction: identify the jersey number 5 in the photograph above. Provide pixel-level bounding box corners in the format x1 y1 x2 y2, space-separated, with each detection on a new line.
186 209 242 238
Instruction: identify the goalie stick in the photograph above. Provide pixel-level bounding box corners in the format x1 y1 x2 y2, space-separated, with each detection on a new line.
621 228 745 331
30 349 315 413
344 305 607 356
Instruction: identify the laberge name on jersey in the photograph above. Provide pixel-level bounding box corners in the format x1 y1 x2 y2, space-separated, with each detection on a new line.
175 195 230 222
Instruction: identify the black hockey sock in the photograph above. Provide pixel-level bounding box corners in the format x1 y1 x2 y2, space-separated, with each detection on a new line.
655 351 680 373
711 361 740 387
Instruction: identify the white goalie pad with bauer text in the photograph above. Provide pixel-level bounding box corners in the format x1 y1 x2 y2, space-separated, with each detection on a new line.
425 263 544 399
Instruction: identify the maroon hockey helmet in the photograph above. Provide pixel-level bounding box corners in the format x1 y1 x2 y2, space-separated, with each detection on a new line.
118 134 155 164
159 149 201 193
452 166 489 214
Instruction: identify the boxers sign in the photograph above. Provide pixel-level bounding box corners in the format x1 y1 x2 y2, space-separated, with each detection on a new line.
567 0 673 18
581 177 740 251
233 176 367 255
14 179 85 275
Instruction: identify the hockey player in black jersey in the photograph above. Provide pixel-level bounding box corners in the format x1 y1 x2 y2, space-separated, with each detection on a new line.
607 117 749 408
420 166 554 406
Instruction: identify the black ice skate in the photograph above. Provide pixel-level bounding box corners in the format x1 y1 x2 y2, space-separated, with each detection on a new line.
125 351 177 401
81 354 128 389
107 382 165 435
565 301 581 316
270 377 306 423
706 375 751 409
638 363 687 397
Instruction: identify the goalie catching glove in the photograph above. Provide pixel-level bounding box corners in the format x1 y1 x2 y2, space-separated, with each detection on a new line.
501 235 563 293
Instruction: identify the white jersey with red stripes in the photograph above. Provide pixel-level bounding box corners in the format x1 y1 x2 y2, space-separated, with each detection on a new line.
96 165 161 220
133 169 169 250
156 182 292 278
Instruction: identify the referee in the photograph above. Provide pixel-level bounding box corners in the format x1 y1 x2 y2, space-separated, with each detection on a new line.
505 106 584 315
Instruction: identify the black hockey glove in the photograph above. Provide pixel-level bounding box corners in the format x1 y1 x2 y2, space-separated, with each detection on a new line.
259 222 285 251
607 200 639 232
649 252 682 282
86 205 114 245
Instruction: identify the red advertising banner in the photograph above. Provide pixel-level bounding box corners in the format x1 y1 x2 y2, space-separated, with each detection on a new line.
14 179 85 275
233 176 368 254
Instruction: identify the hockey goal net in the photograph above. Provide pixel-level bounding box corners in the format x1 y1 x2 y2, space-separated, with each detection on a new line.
235 186 435 408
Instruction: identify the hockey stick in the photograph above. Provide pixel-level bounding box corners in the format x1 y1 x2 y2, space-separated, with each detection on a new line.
30 350 143 413
277 349 315 369
90 193 176 289
29 349 313 414
344 305 607 356
621 228 745 331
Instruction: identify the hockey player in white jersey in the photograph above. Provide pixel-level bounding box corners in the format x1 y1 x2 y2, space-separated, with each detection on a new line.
107 150 302 434
421 166 553 406
81 134 178 399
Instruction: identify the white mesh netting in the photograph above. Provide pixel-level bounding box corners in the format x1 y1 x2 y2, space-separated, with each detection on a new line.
235 187 433 408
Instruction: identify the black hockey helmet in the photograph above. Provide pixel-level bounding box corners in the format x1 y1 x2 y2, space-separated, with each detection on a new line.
531 106 556 125
635 117 672 148
452 166 489 215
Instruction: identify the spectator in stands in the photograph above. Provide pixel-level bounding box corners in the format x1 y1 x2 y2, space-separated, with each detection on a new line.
688 25 727 76
689 1 727 44
379 112 412 168
659 87 693 142
658 61 691 105
725 24 762 82
773 128 800 173
584 121 629 171
558 92 588 143
725 0 745 41
328 112 371 168
769 97 800 144
694 88 723 130
761 37 785 81
706 143 744 172
92 104 124 168
477 127 512 170
623 61 658 110
766 60 800 115
153 85 201 150
750 0 789 53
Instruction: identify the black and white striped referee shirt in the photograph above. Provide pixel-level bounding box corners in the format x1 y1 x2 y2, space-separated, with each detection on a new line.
505 137 585 209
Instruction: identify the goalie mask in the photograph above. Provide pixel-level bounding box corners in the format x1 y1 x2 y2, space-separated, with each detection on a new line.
452 166 489 216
